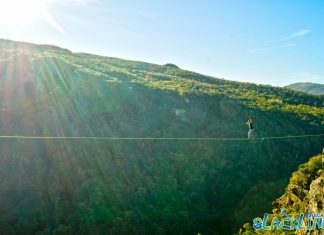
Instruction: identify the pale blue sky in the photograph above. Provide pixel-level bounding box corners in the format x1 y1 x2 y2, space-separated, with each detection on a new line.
0 0 323 86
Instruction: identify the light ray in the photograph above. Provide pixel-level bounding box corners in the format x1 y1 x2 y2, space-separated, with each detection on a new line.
44 13 67 35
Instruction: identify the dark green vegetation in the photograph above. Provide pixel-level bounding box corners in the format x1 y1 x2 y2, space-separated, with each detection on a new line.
0 38 323 234
286 82 324 95
237 154 323 235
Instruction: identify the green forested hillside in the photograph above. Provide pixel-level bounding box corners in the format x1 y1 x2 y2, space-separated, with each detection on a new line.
0 39 323 235
286 82 324 95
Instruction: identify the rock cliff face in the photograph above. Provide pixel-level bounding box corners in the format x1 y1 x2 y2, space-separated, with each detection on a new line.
273 155 323 215
238 154 324 235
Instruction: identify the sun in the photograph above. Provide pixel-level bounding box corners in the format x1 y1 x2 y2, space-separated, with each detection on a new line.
0 0 49 27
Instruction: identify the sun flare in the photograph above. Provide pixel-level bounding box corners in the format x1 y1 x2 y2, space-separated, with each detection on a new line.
0 0 49 27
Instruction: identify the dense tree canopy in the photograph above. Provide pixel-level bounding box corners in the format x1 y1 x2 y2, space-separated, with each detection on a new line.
0 39 323 234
